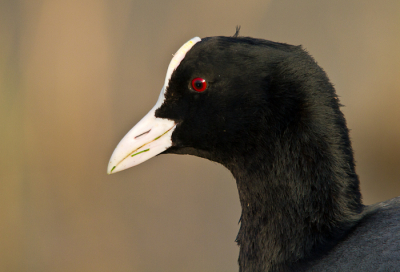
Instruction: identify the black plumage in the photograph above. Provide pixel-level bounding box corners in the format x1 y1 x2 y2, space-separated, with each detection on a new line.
110 34 400 271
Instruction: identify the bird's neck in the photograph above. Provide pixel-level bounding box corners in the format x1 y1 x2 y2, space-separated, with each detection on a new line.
227 131 364 272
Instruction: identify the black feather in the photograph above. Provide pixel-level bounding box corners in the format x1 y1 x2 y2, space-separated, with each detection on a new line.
233 26 241 38
154 36 400 271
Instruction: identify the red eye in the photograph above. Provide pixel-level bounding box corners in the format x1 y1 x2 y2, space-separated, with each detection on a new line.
191 77 207 92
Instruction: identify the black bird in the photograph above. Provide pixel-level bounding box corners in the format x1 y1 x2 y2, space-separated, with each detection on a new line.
108 31 400 271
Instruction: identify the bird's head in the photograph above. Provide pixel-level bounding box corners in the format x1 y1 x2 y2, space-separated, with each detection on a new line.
107 35 364 271
108 35 338 175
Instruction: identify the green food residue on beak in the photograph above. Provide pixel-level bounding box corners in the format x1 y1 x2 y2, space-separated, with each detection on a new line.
131 148 150 157
154 129 170 141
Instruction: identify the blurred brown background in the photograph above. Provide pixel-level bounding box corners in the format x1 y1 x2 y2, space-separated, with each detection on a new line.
1 0 399 271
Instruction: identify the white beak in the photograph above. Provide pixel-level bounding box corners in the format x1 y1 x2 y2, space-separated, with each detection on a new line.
107 37 201 174
107 88 176 174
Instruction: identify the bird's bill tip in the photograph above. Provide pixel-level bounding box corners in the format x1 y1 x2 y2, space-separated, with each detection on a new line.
107 109 176 174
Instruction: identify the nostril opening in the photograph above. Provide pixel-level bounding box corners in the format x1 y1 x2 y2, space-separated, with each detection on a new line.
135 129 151 139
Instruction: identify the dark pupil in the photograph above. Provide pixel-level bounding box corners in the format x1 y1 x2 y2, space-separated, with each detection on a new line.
195 81 203 89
